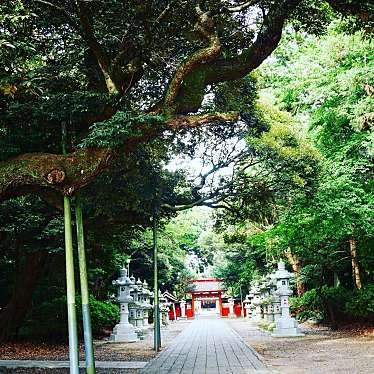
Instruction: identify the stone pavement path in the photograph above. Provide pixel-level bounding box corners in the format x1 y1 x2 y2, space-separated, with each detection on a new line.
141 317 276 374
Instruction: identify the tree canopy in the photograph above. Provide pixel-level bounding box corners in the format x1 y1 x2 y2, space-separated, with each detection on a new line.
1 0 372 202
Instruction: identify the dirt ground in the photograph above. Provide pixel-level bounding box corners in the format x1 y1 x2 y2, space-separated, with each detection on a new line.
0 320 191 374
229 319 374 374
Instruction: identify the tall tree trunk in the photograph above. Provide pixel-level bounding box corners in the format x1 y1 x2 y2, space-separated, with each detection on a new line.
0 250 48 342
284 249 305 296
349 235 362 289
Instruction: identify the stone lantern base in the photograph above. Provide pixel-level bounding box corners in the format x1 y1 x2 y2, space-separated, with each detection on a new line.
271 317 304 337
110 322 138 342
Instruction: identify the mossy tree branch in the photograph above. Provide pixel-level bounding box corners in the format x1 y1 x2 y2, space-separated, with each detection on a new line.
0 148 114 202
0 112 239 201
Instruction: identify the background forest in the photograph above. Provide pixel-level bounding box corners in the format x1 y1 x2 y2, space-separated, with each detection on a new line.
0 0 373 342
215 25 374 327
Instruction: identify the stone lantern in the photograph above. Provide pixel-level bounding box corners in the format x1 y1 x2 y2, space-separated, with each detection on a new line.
251 284 262 322
259 279 269 320
264 275 274 323
269 273 281 321
110 267 138 342
129 275 137 327
135 278 145 331
271 260 304 337
142 280 152 328
180 299 187 319
228 297 235 318
128 275 137 327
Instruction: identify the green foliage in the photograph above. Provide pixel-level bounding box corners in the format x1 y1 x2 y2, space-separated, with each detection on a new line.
261 28 374 159
81 112 166 148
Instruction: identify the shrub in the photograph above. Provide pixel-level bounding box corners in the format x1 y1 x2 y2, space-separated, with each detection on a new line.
24 295 119 339
344 285 374 319
88 296 120 334
291 286 352 323
290 289 324 322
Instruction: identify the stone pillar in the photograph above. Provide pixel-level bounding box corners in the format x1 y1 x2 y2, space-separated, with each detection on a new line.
159 292 167 327
272 260 304 337
180 299 187 319
165 302 171 324
110 267 138 342
243 295 252 319
215 298 220 315
172 303 177 321
228 297 235 318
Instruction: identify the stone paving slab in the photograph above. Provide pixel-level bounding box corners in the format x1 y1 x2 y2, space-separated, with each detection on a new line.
141 317 277 374
0 360 147 369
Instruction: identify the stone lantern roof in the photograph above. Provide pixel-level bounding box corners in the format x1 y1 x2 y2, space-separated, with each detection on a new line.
274 260 293 280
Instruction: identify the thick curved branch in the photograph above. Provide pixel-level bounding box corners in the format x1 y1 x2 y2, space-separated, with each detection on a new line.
171 0 302 114
164 5 221 112
226 1 258 13
77 1 118 94
326 0 374 21
166 112 239 129
0 112 239 201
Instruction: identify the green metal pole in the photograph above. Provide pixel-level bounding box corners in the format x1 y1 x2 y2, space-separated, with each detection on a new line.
153 209 161 351
64 196 80 374
75 194 96 374
62 122 79 374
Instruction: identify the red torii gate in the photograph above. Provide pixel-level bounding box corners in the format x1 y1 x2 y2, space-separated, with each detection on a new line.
186 278 225 317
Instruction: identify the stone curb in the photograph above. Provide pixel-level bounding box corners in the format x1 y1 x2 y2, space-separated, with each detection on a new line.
0 360 147 369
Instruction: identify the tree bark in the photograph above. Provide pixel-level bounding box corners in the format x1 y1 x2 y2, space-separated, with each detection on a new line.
349 235 362 289
0 250 48 342
284 250 305 296
0 148 114 202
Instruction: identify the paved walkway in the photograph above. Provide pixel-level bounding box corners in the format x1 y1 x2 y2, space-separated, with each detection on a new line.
141 317 275 374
